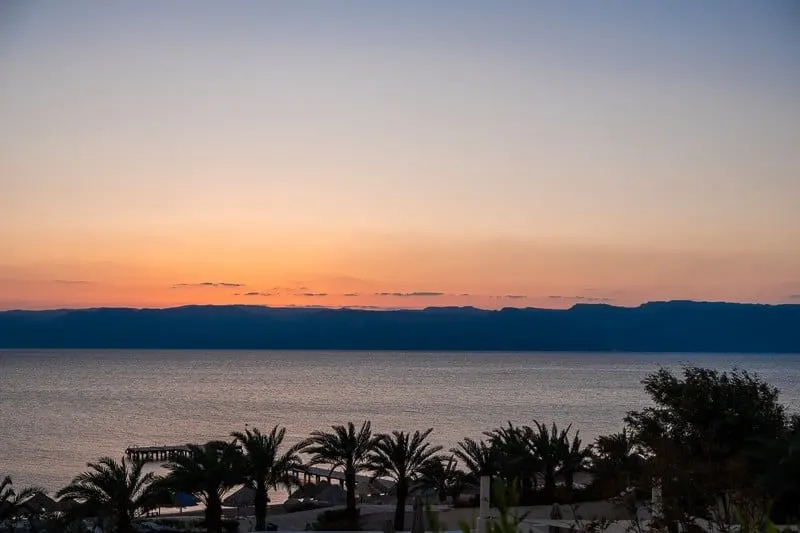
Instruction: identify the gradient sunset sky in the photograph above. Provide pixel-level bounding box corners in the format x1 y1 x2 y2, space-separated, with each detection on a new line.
1 1 799 310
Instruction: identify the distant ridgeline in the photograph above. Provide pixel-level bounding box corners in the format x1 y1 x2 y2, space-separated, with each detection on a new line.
0 301 798 352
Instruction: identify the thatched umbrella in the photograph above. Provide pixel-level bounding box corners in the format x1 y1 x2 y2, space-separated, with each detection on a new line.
20 493 59 515
223 486 256 509
315 485 346 505
55 497 79 513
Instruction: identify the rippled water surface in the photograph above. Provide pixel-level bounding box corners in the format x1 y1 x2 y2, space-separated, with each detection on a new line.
2 350 799 491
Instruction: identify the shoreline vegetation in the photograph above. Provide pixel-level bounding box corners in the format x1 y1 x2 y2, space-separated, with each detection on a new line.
1 301 799 352
3 367 799 533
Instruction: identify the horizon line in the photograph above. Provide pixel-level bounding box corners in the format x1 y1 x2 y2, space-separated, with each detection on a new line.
1 299 796 314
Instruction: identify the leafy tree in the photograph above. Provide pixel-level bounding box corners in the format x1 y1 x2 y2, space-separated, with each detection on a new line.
753 421 800 522
232 426 304 532
302 421 374 518
368 428 442 530
162 441 246 533
56 457 165 533
625 367 788 530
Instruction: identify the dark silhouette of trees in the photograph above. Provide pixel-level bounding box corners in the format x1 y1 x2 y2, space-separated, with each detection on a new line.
57 458 165 533
162 442 245 533
368 429 442 530
232 426 304 532
302 421 374 518
626 367 790 531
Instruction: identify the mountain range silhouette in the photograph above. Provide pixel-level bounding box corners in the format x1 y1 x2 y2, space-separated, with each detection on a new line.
0 301 798 352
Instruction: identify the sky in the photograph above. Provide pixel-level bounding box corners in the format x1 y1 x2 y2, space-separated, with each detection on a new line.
1 1 799 310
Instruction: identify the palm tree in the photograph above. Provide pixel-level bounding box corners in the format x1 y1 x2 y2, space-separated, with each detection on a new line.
450 437 498 483
368 429 442 530
1 476 45 525
302 421 374 518
56 457 165 533
529 421 568 501
162 441 246 533
592 430 644 494
231 426 304 532
558 430 591 493
485 422 540 498
415 455 460 504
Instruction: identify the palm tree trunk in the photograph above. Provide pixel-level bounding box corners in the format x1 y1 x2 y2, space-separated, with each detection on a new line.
544 466 556 501
117 511 132 533
394 482 408 531
205 493 223 533
520 476 533 504
254 483 268 532
345 470 357 518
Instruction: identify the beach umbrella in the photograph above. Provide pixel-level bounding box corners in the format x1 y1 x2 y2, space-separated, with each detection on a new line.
55 497 79 513
174 492 197 508
21 493 59 515
223 486 256 508
411 495 425 533
315 485 346 505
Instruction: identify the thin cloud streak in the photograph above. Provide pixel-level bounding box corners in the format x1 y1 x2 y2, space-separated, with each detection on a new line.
239 292 275 297
375 291 445 297
173 282 246 289
549 295 614 303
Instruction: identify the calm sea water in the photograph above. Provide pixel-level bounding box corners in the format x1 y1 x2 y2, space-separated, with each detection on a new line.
2 350 800 494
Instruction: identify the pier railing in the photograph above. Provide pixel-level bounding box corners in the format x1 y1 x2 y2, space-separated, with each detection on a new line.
124 444 195 461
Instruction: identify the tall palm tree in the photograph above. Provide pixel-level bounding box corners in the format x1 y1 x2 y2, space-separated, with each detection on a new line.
1 476 45 524
302 421 374 518
56 457 165 533
162 441 245 533
529 421 568 501
368 429 442 531
485 422 540 498
450 437 498 483
231 426 304 532
558 430 591 492
415 455 461 504
592 430 644 494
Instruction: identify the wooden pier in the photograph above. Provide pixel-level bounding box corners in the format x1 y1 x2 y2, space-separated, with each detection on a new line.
286 466 392 492
125 444 193 462
124 447 391 493
288 466 346 488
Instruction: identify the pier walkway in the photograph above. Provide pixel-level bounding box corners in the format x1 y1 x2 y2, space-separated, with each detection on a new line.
125 444 194 462
125 445 391 491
